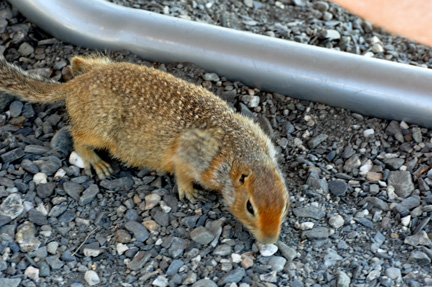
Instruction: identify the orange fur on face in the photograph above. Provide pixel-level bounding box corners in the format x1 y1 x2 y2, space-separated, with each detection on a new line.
229 164 289 244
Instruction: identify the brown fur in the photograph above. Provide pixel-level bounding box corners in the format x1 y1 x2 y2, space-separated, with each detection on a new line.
0 55 290 243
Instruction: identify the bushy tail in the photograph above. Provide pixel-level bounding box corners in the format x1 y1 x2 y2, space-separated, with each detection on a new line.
0 57 66 103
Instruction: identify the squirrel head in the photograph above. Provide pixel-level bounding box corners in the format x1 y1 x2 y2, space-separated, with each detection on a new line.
228 163 289 244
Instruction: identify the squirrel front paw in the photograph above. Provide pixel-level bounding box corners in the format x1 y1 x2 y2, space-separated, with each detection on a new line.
178 186 200 203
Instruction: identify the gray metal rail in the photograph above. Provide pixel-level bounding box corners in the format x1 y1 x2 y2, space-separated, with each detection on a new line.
8 0 432 128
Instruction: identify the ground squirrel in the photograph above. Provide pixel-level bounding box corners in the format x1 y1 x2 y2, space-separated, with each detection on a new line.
0 55 289 244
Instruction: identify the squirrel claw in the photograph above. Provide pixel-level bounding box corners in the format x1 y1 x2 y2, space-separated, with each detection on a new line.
178 187 200 204
93 160 113 180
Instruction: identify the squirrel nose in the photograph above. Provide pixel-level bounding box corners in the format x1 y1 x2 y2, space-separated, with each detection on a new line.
258 213 282 244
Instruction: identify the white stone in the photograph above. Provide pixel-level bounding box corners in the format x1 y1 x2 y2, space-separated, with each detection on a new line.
359 160 373 176
387 186 398 200
300 222 314 230
25 266 39 281
33 172 47 185
54 168 67 180
152 275 169 287
116 243 129 256
275 1 285 9
329 214 344 229
36 204 48 216
23 201 34 211
231 253 242 263
83 248 103 257
324 29 340 40
372 43 384 53
370 36 381 44
401 215 411 227
69 151 85 169
47 241 59 255
163 6 169 14
243 0 253 8
400 121 409 129
145 193 161 210
84 270 100 286
159 201 172 213
247 95 260 108
258 243 278 257
363 129 375 138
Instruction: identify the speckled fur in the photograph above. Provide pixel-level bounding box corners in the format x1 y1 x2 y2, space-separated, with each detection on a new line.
0 56 290 243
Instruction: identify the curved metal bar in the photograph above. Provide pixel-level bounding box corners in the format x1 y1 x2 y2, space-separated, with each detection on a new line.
8 0 432 127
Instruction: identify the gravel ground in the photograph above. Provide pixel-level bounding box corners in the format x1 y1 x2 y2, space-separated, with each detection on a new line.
1 0 432 286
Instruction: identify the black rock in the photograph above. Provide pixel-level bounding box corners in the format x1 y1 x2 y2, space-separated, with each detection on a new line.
50 127 73 155
21 103 35 119
28 209 48 226
36 182 56 199
79 184 99 206
308 134 328 149
125 209 138 221
0 93 15 113
100 177 134 192
124 221 149 242
153 210 169 227
20 159 39 174
166 259 184 276
63 181 84 201
58 209 75 224
1 148 25 163
328 180 348 196
0 215 12 228
37 156 62 176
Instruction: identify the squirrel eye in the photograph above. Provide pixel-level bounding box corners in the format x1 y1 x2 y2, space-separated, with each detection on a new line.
246 200 255 216
239 173 249 185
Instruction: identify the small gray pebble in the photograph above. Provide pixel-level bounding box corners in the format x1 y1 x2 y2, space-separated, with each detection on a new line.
192 279 217 287
0 278 22 287
124 221 149 242
166 259 184 276
388 171 414 198
385 267 401 279
190 226 215 245
408 250 431 266
63 181 84 201
213 244 232 256
36 182 56 199
18 42 34 56
79 184 100 206
9 100 23 117
293 206 325 219
308 134 328 149
127 251 151 271
203 72 219 82
28 209 48 226
268 256 287 272
46 255 64 270
328 180 348 196
302 227 331 240
218 267 246 285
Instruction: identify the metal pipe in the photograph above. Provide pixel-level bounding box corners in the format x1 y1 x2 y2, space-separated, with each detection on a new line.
8 0 432 128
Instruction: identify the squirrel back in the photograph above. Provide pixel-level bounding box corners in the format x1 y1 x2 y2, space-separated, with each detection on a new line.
0 56 289 243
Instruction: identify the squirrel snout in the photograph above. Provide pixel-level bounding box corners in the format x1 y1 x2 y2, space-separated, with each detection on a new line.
258 232 280 244
257 216 282 244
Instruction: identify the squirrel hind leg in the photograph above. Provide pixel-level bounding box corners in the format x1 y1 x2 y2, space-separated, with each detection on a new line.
73 137 113 180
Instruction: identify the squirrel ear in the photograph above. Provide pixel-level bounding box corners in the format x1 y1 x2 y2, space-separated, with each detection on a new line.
71 56 89 77
233 169 252 187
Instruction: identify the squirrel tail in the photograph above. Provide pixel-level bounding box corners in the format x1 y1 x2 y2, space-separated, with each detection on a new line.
0 57 65 103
